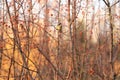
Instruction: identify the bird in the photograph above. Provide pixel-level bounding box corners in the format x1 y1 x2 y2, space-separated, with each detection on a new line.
56 23 62 33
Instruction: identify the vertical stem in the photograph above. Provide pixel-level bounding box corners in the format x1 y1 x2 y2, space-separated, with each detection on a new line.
109 6 115 80
98 0 101 49
57 0 61 57
67 1 72 79
102 0 115 79
44 0 49 56
12 0 18 79
72 0 76 79
85 0 88 52
0 0 4 69
57 0 61 80
43 0 51 79
27 0 32 68
68 0 71 41
7 59 13 80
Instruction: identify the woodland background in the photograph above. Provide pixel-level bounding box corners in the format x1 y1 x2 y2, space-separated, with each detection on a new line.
0 0 120 80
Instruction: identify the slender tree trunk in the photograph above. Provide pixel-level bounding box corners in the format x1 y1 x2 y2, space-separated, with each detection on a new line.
109 6 115 80
67 1 72 79
0 0 4 69
85 0 88 52
72 0 77 79
57 0 62 80
43 0 49 58
103 0 115 79
43 0 51 79
68 0 71 44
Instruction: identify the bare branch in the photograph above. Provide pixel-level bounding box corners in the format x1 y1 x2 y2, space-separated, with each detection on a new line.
103 0 110 7
111 0 120 7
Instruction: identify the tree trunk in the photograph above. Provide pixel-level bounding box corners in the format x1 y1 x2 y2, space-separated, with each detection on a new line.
72 0 77 80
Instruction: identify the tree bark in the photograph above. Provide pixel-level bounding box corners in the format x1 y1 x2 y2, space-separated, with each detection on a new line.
72 0 77 80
